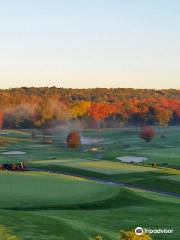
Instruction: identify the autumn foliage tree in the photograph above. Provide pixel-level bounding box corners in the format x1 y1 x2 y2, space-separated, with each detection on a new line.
0 112 4 129
89 102 120 128
66 131 81 148
140 126 155 142
0 88 180 129
70 101 91 118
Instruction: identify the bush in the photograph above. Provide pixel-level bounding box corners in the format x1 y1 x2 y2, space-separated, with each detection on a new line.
89 236 103 240
66 131 81 148
140 126 155 142
120 230 152 240
0 225 21 240
89 230 152 240
42 137 53 144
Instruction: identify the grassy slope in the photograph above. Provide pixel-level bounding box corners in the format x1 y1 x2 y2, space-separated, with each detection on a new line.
30 163 180 194
0 188 179 240
0 128 180 239
0 171 119 209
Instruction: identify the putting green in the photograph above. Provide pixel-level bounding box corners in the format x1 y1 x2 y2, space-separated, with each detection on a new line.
0 171 119 209
32 159 159 175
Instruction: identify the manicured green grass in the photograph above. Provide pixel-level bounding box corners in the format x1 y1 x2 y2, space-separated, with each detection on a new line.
0 187 179 240
1 126 180 166
31 159 159 174
159 174 180 182
0 171 119 209
0 127 180 239
31 163 180 195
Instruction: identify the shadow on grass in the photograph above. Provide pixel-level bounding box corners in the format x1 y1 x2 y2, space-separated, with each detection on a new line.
1 187 178 212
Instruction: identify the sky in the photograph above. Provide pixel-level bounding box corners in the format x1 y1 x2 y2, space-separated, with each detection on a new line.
0 0 180 89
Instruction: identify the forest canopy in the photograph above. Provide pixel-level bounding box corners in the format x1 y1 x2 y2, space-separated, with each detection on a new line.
0 87 179 129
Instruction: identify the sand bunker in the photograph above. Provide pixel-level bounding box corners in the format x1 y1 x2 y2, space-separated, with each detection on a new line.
116 156 147 163
81 137 104 145
1 151 26 155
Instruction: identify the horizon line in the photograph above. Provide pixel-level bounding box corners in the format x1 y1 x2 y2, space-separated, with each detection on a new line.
0 86 180 91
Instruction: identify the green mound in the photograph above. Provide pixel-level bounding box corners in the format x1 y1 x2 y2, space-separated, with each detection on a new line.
0 171 119 210
0 186 179 240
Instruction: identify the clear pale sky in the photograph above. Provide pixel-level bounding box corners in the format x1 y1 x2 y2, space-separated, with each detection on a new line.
0 0 180 89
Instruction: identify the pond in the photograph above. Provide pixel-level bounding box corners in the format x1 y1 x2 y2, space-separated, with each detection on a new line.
1 151 26 155
116 156 147 163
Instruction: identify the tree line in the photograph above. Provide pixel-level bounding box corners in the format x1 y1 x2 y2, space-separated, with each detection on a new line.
0 87 180 129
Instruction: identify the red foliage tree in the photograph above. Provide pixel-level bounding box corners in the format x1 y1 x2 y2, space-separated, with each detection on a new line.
140 126 155 142
66 131 81 148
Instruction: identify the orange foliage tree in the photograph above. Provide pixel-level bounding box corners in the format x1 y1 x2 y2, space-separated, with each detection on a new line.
0 88 180 129
89 102 120 128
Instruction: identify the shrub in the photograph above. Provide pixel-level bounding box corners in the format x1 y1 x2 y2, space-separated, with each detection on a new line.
120 230 152 240
140 126 155 142
89 230 153 240
0 225 21 240
89 236 103 240
66 131 81 148
42 137 53 144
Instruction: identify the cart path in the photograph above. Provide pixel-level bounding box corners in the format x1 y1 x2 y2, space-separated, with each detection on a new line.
29 167 180 199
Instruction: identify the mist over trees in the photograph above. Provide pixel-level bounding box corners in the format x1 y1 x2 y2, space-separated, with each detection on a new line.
0 87 180 129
